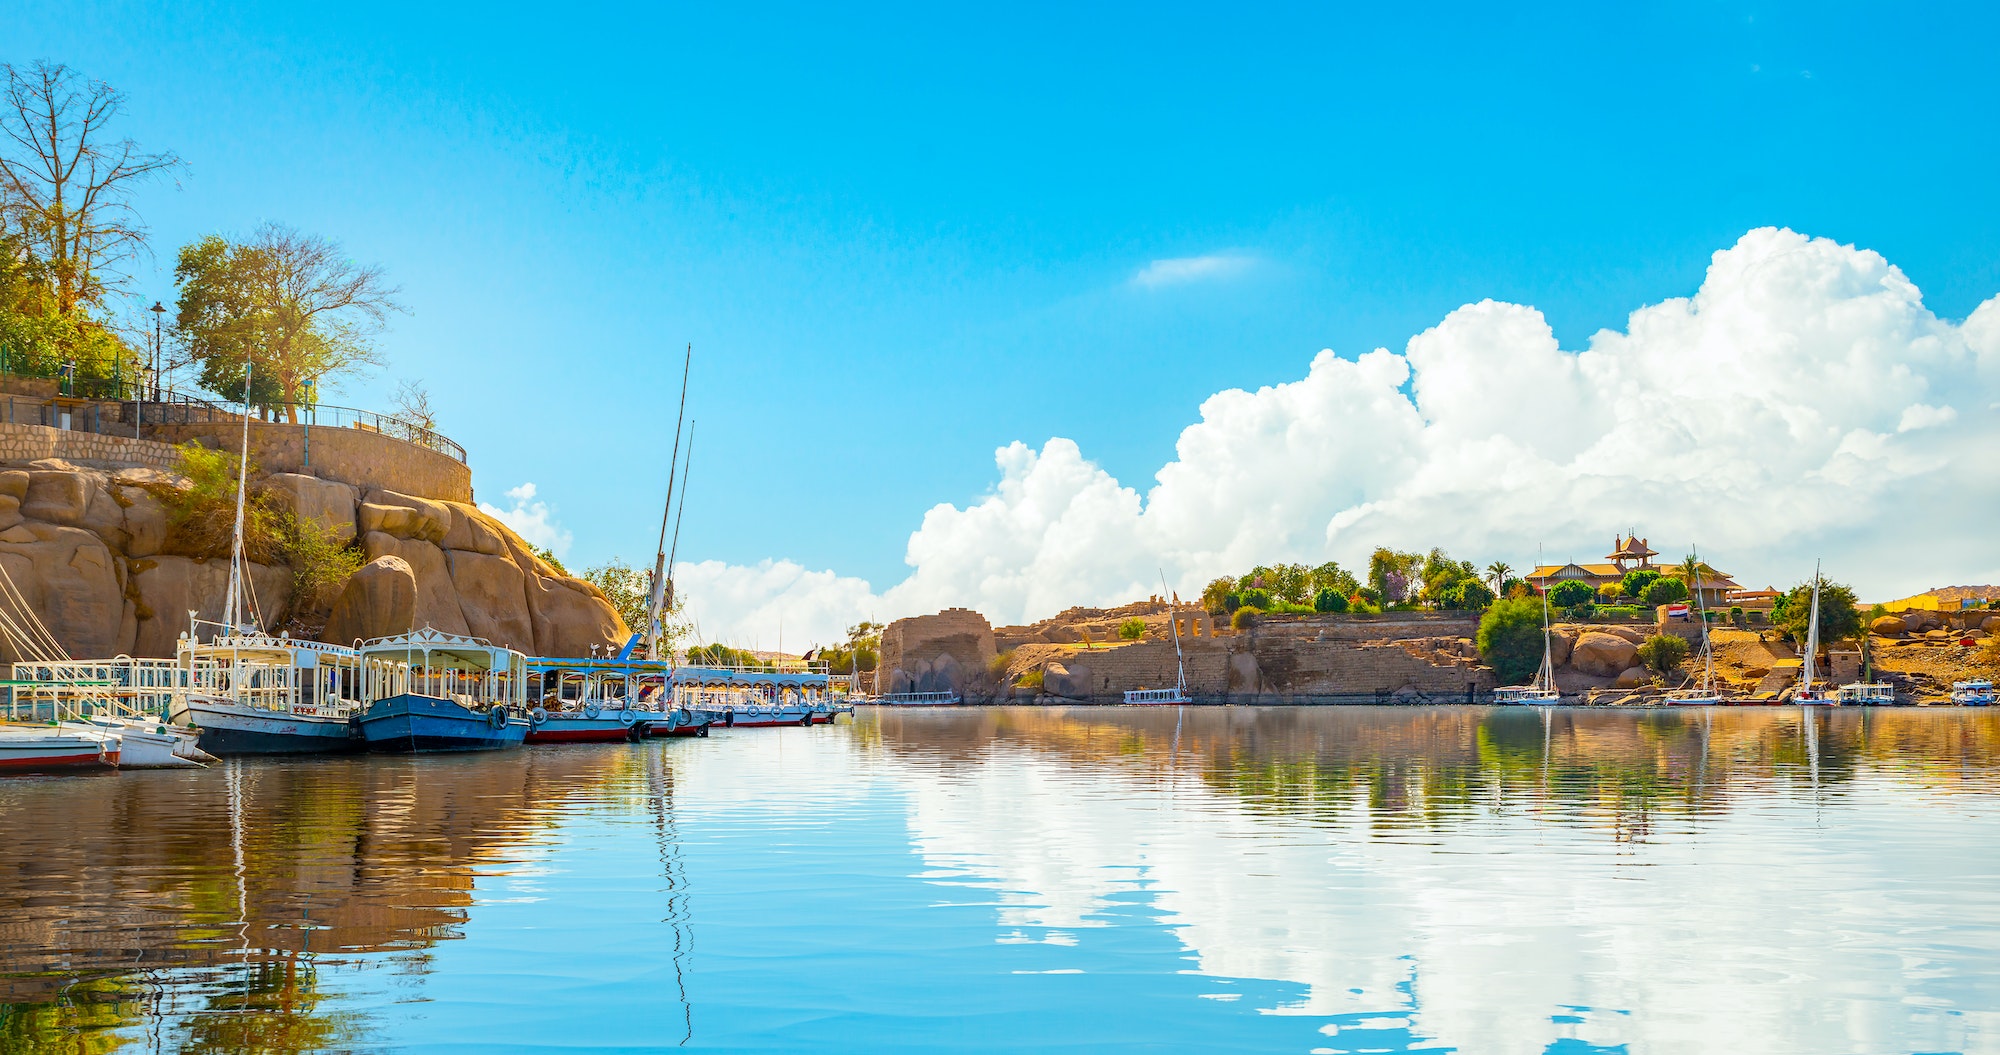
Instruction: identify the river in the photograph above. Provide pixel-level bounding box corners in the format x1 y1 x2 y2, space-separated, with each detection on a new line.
3 706 1997 1053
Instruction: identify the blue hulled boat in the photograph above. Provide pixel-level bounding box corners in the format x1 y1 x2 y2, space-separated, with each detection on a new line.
355 629 531 752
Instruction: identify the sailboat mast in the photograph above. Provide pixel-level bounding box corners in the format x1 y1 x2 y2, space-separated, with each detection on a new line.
222 365 254 634
1159 571 1185 694
1689 546 1714 692
1801 560 1822 692
645 347 693 659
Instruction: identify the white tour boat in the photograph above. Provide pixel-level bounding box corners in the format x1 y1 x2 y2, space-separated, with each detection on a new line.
1125 575 1193 705
1952 680 1995 706
875 691 962 706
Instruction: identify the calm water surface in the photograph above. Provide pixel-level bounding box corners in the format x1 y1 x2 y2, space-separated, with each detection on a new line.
3 706 1998 1054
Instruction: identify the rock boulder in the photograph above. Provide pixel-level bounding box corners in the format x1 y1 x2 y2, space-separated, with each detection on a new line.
322 556 418 646
130 556 292 656
264 473 360 542
361 532 470 636
448 550 533 652
0 522 127 663
362 489 450 543
1614 666 1649 689
1571 632 1640 677
1870 615 1909 636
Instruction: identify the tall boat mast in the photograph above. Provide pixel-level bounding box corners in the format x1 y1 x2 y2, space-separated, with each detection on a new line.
1799 561 1823 698
643 347 693 660
221 366 255 634
1163 571 1186 697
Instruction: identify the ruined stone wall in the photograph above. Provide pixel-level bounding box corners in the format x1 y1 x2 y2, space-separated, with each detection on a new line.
879 608 998 695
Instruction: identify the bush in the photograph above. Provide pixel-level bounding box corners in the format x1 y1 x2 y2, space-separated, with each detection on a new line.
155 444 282 560
1118 618 1146 641
988 649 1015 675
1313 587 1349 613
1234 587 1273 612
1231 607 1261 630
1643 577 1690 605
1478 598 1547 684
1636 634 1691 674
1017 667 1044 690
1444 579 1496 611
1547 580 1595 608
1354 586 1383 607
1621 568 1661 599
1729 606 1745 628
1564 602 1598 621
1596 583 1624 603
277 512 362 625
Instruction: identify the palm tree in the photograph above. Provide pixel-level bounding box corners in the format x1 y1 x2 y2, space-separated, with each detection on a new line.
1486 561 1513 596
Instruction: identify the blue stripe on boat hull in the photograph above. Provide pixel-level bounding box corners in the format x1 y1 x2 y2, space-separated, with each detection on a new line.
358 694 527 753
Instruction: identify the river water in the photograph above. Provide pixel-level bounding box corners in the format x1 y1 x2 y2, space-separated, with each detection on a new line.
2 706 1997 1054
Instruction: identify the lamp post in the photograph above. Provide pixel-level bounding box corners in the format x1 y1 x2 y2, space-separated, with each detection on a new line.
148 301 165 401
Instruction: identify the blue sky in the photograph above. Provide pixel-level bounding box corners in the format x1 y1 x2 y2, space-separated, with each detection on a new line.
10 3 2000 638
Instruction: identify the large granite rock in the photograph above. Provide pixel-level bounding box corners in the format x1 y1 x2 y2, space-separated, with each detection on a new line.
1870 615 1908 636
448 550 533 652
360 489 450 543
1043 659 1094 699
440 502 508 556
361 532 470 636
0 522 128 663
322 555 418 646
130 556 293 656
1571 632 1639 677
265 473 360 541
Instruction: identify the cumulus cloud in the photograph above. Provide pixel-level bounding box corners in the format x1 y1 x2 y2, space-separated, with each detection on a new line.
479 483 573 559
1129 252 1257 288
685 228 2000 647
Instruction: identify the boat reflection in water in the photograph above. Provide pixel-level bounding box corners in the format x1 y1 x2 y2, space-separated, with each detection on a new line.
3 707 1998 1053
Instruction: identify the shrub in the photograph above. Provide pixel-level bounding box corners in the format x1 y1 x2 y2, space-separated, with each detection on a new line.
1596 583 1624 603
1234 587 1273 612
1354 586 1383 607
988 649 1016 675
1636 634 1691 674
1643 577 1690 606
1444 579 1496 611
1017 667 1044 690
155 443 282 560
1547 580 1595 608
1478 598 1546 684
1564 602 1597 621
277 512 362 625
1312 588 1349 613
1729 605 1745 628
1620 568 1661 599
1118 618 1146 641
1231 606 1261 630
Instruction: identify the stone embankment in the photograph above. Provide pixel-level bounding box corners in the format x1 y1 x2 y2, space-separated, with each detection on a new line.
0 423 624 665
879 605 1495 703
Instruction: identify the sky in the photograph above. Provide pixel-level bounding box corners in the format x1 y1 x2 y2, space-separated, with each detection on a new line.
10 2 2000 648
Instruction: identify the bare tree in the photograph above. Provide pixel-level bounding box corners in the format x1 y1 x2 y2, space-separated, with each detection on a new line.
392 378 437 429
176 223 404 421
0 61 182 313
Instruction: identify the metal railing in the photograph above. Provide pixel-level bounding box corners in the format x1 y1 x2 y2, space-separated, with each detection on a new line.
0 381 467 463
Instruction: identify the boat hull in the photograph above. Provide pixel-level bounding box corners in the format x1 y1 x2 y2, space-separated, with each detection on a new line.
714 705 826 728
0 729 114 770
358 694 527 753
526 714 650 743
173 697 362 755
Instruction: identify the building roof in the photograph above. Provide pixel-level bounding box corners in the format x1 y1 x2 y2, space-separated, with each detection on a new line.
1529 563 1623 581
1606 535 1658 560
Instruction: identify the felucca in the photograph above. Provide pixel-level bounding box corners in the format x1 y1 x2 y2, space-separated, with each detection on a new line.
1126 573 1192 705
1665 548 1724 706
1794 563 1834 706
1495 576 1562 705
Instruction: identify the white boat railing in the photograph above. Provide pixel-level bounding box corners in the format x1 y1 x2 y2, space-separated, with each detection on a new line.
1122 688 1190 704
9 657 185 722
875 691 961 705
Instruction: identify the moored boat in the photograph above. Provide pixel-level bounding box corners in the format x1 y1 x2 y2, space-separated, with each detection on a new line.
677 666 846 727
0 725 116 770
876 691 961 706
1794 564 1836 706
1665 546 1727 706
1124 573 1192 705
1836 682 1896 705
1496 573 1562 706
1953 680 1995 706
355 629 531 752
167 625 373 755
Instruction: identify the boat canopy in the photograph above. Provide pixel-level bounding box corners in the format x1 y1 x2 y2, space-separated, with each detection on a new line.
674 665 829 689
360 627 522 674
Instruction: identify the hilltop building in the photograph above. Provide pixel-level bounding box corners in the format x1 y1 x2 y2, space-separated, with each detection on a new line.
1530 534 1744 608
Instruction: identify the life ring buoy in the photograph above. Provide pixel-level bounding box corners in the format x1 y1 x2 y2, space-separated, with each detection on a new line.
747 705 763 717
487 705 509 730
529 706 548 726
618 709 637 726
584 702 602 719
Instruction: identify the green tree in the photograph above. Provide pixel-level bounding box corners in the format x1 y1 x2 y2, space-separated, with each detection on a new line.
816 621 882 673
1443 579 1496 611
1235 587 1273 611
1231 606 1261 630
174 223 403 418
1776 579 1863 646
582 558 652 639
1636 634 1690 674
1311 561 1360 601
1478 598 1547 684
1620 568 1661 599
1547 579 1595 608
1200 576 1235 615
1368 548 1422 604
1642 577 1690 606
1118 617 1146 640
1312 587 1349 613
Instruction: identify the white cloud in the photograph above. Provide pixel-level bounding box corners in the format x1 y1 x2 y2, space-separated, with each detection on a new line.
1129 252 1257 288
684 228 2000 647
479 483 573 559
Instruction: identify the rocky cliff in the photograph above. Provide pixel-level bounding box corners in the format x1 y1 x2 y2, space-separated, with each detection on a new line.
0 456 627 665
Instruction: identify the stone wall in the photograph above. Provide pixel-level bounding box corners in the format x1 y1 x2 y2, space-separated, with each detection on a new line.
879 608 998 695
147 421 472 504
0 418 471 506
